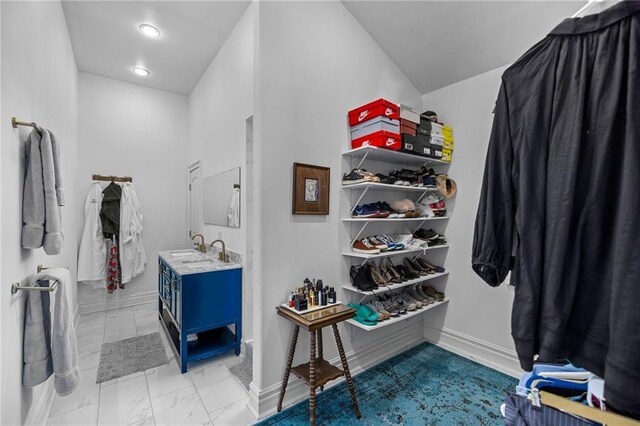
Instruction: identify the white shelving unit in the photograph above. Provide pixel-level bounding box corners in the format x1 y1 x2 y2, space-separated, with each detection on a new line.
342 217 448 223
345 299 449 331
342 271 449 296
342 182 439 192
341 144 453 332
342 245 448 260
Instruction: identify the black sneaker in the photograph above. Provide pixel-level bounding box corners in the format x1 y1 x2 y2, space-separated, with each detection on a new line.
375 173 396 185
342 168 380 185
414 228 440 241
350 265 378 291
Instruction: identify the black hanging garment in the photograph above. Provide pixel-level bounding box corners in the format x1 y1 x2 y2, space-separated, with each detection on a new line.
472 2 640 417
100 182 121 239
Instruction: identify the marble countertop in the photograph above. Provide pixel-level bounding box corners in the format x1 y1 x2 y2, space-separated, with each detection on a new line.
158 246 242 275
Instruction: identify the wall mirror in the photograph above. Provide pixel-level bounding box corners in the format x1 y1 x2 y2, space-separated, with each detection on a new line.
203 167 240 228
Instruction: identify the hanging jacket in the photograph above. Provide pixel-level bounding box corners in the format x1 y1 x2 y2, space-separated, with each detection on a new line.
472 2 640 417
119 183 146 284
100 182 121 239
21 129 45 249
77 183 106 287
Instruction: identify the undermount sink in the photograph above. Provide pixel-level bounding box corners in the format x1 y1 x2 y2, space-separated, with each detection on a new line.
183 260 218 269
169 250 199 256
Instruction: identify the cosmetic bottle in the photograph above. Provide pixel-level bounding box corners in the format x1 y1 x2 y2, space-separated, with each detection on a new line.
288 291 295 308
314 290 320 306
328 287 336 304
320 289 327 306
309 288 315 307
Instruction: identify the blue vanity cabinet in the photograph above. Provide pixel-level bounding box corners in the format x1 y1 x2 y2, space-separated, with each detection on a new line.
158 256 242 373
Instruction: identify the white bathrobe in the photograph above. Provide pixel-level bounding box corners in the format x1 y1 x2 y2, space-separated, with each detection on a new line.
77 183 106 287
120 183 146 284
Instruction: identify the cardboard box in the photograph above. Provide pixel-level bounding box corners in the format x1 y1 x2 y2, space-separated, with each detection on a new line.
400 124 417 136
400 119 417 130
400 104 420 124
350 116 399 140
442 148 452 162
351 130 401 151
431 135 444 147
348 99 399 126
443 140 454 150
429 144 443 160
443 125 453 140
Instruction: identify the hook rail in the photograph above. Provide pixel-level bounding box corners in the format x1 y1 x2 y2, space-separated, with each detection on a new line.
11 117 40 131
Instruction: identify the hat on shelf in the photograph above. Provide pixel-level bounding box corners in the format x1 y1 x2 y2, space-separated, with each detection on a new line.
437 175 457 198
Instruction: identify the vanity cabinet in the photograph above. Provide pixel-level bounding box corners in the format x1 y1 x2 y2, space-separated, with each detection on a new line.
158 256 242 373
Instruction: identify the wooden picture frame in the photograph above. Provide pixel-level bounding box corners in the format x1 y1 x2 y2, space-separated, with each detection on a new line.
292 162 330 215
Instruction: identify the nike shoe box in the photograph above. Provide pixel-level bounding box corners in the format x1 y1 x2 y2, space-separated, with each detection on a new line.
442 148 453 162
443 139 454 151
443 125 453 140
401 133 426 156
352 130 401 151
400 104 420 124
410 133 432 157
417 127 430 136
400 119 417 130
348 99 399 127
350 116 400 140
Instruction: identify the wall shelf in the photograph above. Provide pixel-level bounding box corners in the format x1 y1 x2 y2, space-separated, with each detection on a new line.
343 146 450 167
345 299 449 331
342 182 439 192
342 245 448 259
342 271 449 296
342 217 448 223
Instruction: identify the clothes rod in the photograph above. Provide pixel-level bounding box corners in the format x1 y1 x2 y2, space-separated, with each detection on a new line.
92 174 132 183
11 117 41 132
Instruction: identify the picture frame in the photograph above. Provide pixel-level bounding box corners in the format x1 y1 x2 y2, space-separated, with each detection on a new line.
292 162 330 215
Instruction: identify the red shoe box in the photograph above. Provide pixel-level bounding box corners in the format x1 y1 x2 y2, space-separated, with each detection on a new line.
400 119 417 130
352 130 401 151
348 99 399 126
400 124 417 136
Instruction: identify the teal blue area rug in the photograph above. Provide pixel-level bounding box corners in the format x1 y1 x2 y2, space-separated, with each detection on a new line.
258 342 516 425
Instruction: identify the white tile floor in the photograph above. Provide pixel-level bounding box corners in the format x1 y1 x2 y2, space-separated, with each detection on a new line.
47 303 256 426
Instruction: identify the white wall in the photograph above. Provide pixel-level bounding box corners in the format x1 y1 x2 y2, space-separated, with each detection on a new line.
253 0 426 416
421 66 521 376
0 1 79 423
77 72 188 313
187 4 254 337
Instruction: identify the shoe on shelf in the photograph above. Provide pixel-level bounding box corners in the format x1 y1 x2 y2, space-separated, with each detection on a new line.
348 303 380 322
408 286 430 304
413 228 441 241
342 168 380 185
352 238 381 254
367 301 390 320
378 295 402 316
400 291 423 308
350 265 378 291
369 262 390 286
423 286 445 301
375 173 396 185
403 258 426 277
367 236 390 251
415 286 436 304
396 264 419 281
380 257 402 284
415 258 445 273
394 294 416 311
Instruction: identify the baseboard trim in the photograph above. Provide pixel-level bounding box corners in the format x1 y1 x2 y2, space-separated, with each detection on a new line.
79 290 156 314
251 323 424 420
24 376 55 426
423 322 522 378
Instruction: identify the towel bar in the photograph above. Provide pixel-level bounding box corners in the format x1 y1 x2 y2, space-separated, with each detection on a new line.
11 280 59 295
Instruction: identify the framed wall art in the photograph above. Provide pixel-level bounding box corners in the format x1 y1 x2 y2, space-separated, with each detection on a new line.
292 162 330 215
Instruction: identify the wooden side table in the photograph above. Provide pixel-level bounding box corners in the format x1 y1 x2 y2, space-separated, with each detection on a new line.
276 304 362 425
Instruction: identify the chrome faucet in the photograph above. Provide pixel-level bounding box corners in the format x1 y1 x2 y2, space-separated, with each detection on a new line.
192 234 206 253
210 239 229 263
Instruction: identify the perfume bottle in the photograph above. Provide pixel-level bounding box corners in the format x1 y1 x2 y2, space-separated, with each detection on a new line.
288 291 295 308
320 289 327 306
328 287 336 304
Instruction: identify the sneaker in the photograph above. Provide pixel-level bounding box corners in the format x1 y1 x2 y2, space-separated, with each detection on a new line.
352 204 379 218
414 228 441 241
375 173 396 185
352 238 381 254
342 168 379 185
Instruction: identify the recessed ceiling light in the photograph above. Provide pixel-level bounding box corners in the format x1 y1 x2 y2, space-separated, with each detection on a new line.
133 67 150 77
139 24 160 38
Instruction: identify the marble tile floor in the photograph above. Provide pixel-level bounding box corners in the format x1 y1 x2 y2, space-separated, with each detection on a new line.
47 303 256 426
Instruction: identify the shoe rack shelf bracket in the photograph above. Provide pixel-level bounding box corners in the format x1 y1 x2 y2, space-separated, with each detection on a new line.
349 221 370 247
348 186 371 215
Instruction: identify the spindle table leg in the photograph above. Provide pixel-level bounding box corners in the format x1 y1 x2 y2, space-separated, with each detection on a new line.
309 330 317 426
277 325 299 412
332 324 361 419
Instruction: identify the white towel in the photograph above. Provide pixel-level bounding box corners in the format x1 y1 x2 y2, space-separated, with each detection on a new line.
40 129 63 255
23 267 80 396
21 130 45 249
